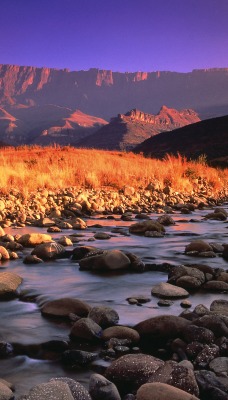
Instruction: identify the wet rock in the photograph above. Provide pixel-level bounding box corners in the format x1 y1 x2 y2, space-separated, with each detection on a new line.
209 242 224 253
203 281 228 292
125 253 145 272
47 226 62 233
88 306 119 328
105 353 164 392
195 370 228 400
176 276 204 290
31 242 66 260
148 363 199 397
168 265 205 286
0 381 14 400
186 342 205 360
181 300 192 308
89 373 121 400
182 325 215 344
151 282 189 299
17 233 52 247
158 299 173 307
185 240 213 255
0 271 22 299
58 236 73 246
156 215 175 226
23 255 43 264
102 326 140 343
204 212 227 221
217 272 228 284
79 250 131 271
20 380 75 400
194 344 220 368
210 299 228 315
126 295 151 304
0 341 13 358
36 217 56 227
193 304 210 316
136 382 199 400
134 315 191 342
71 246 99 260
70 318 102 341
144 231 164 237
0 245 10 260
129 220 165 236
209 357 228 376
41 298 91 318
194 314 228 337
72 218 87 230
62 350 97 367
94 232 111 240
222 244 228 261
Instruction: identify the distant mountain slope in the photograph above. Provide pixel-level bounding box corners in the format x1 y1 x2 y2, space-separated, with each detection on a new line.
0 105 107 145
78 106 200 150
134 114 228 165
1 64 228 120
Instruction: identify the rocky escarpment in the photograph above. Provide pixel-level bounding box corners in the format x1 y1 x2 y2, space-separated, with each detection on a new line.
78 106 200 151
1 64 228 120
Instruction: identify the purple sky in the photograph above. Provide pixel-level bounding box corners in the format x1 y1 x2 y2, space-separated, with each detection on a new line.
1 0 228 72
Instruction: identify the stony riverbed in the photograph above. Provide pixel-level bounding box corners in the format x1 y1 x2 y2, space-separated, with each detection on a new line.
0 186 227 399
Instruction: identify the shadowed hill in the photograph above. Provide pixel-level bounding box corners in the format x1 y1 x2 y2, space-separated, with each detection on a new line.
134 114 228 166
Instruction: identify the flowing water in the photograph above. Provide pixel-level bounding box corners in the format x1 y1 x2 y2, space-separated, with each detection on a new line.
0 206 228 396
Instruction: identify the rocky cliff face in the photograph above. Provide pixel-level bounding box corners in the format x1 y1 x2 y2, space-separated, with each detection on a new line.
1 64 228 120
78 106 200 151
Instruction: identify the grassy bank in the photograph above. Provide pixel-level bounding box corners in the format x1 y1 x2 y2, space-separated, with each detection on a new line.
0 146 227 196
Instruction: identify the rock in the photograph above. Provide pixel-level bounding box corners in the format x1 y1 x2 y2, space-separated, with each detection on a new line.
71 246 99 260
168 265 205 285
194 344 220 368
94 232 111 240
70 318 102 341
79 250 131 271
62 350 97 367
57 221 73 229
36 217 56 227
210 299 228 314
89 373 121 400
21 380 74 400
203 281 228 292
182 325 215 344
134 315 191 342
144 231 164 238
50 377 91 400
0 381 14 400
31 242 66 260
195 370 228 399
222 245 228 260
136 382 199 400
58 236 73 246
148 364 199 397
129 220 165 236
0 200 5 212
17 233 52 247
0 341 13 358
0 271 22 299
217 272 228 283
151 282 189 299
41 298 91 318
185 240 213 254
105 353 164 392
0 246 10 260
194 315 228 337
176 276 204 290
0 378 14 391
102 326 140 343
158 299 173 307
72 218 87 230
204 212 227 221
157 215 175 226
181 300 192 308
209 357 228 376
23 255 43 264
88 306 119 328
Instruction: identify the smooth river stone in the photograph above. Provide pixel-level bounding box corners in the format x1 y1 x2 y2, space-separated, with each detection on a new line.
0 271 22 299
136 382 199 400
151 282 189 298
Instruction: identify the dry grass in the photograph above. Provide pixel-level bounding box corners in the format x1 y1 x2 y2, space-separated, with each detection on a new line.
0 145 227 196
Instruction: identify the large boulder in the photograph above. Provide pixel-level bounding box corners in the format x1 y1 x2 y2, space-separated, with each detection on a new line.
41 298 91 318
136 382 199 400
0 271 22 299
79 250 131 271
17 233 52 247
105 353 164 392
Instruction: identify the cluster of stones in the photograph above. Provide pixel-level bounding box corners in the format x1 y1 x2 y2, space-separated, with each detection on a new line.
0 292 228 399
0 183 227 226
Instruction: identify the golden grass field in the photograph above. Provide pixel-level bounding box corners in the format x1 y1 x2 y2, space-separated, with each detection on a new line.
0 146 227 196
